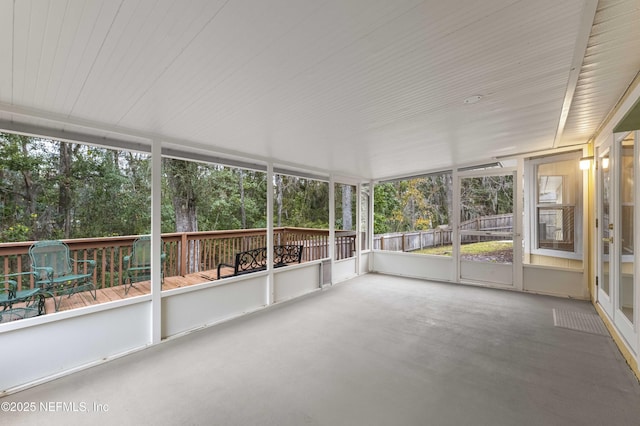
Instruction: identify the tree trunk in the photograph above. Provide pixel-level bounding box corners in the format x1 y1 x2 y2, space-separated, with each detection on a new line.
58 142 73 238
239 170 246 228
165 159 199 273
276 174 283 227
342 184 352 230
445 174 453 225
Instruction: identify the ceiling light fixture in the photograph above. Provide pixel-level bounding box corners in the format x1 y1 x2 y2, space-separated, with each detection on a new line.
463 95 482 104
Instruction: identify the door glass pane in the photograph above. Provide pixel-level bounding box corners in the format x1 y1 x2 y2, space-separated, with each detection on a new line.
459 175 514 264
335 183 356 259
601 154 611 296
619 134 634 322
360 184 370 251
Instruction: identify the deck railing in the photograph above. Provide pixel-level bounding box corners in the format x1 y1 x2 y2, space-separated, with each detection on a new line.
0 227 355 291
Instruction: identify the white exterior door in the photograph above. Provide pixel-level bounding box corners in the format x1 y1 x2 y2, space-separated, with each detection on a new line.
597 131 638 352
456 169 519 288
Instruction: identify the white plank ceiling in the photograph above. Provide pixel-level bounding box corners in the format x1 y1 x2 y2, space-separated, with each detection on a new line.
1 0 639 180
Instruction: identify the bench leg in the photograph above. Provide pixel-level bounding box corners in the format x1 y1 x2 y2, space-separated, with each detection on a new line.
36 294 46 315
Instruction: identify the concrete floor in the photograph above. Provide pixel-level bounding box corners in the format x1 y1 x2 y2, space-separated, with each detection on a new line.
2 274 640 425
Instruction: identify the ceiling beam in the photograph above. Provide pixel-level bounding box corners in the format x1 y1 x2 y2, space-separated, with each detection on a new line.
552 0 598 148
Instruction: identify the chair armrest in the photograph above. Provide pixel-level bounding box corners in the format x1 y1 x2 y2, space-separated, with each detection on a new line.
1 279 18 300
73 259 97 273
33 266 54 281
2 271 38 280
2 271 38 295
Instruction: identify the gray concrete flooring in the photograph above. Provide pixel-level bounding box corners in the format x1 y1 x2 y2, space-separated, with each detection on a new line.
2 274 640 425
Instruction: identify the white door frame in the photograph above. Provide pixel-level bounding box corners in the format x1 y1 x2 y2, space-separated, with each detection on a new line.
596 140 614 318
597 131 638 352
454 167 521 289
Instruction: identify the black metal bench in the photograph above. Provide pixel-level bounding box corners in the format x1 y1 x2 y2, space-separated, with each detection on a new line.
217 245 303 279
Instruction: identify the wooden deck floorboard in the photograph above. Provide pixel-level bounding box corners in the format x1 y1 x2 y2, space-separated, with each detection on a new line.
46 269 225 313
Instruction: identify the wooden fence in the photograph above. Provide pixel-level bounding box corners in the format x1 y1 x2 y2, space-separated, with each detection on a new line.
374 214 513 252
0 227 355 291
374 227 453 252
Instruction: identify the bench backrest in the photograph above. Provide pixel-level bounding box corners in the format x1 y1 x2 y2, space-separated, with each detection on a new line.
233 245 303 275
274 244 303 266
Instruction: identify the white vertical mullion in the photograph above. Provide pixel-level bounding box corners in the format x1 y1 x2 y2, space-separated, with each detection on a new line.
355 182 361 274
266 163 274 305
635 130 640 354
329 176 335 284
151 140 162 344
452 170 460 283
613 138 621 317
524 160 533 265
582 146 591 299
513 164 524 291
369 179 375 271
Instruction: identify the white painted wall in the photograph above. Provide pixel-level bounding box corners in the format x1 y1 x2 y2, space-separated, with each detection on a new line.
162 276 268 339
1 301 151 392
273 262 321 303
523 265 587 299
460 260 513 287
360 252 370 274
373 250 587 299
373 251 453 282
333 257 357 283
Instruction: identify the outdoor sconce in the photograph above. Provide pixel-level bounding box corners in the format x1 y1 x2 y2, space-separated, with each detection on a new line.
579 156 593 170
602 157 610 170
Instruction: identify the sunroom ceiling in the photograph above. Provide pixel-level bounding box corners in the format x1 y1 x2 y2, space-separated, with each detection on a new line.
1 0 639 180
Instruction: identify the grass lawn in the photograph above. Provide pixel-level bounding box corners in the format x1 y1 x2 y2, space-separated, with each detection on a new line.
415 240 513 263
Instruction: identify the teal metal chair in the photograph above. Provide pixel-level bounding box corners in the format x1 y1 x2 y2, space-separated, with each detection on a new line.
28 240 97 311
123 236 166 295
0 272 45 322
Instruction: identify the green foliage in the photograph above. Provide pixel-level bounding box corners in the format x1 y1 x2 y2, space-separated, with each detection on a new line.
0 224 31 242
373 172 513 236
276 176 329 228
0 132 277 243
373 183 399 234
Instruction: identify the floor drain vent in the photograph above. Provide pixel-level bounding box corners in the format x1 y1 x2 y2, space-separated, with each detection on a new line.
552 309 609 336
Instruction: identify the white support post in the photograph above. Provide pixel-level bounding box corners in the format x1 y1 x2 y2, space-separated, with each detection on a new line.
266 163 274 304
151 140 162 344
355 182 361 274
514 162 524 291
369 180 375 271
329 176 335 285
452 170 460 283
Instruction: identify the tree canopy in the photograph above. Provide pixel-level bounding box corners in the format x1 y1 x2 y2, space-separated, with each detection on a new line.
0 134 331 243
0 133 512 244
373 173 512 234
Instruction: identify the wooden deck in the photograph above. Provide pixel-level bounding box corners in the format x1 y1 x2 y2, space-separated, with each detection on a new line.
43 268 230 313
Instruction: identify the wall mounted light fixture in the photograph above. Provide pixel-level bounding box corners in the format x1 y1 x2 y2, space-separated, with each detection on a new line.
579 156 593 170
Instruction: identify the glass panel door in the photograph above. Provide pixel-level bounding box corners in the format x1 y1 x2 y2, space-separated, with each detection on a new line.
458 171 516 287
597 145 613 317
598 132 637 351
616 133 635 339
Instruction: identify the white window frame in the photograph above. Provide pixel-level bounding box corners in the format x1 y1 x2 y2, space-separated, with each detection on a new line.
526 151 583 260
